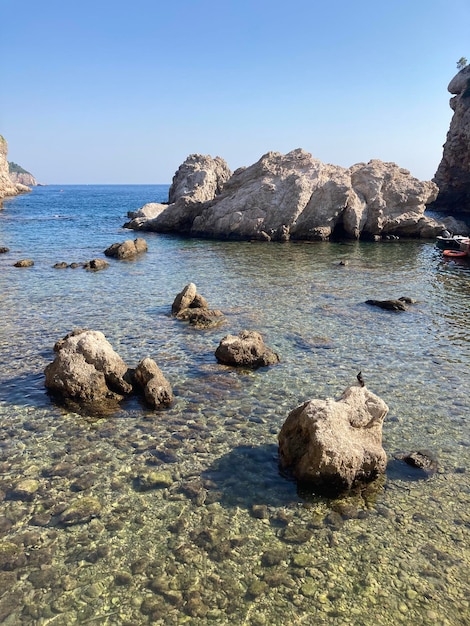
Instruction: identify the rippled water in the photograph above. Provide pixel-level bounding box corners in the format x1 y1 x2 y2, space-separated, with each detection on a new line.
0 186 469 625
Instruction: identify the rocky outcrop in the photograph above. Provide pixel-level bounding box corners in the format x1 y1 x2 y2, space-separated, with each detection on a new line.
0 136 31 201
432 65 470 214
126 150 441 241
8 162 38 187
215 330 280 368
44 329 173 411
278 383 388 494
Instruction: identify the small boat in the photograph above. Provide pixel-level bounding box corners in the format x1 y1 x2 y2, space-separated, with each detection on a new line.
436 233 468 250
443 249 468 258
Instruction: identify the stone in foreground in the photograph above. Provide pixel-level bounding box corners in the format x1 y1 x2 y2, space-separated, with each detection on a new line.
278 384 388 494
215 330 280 368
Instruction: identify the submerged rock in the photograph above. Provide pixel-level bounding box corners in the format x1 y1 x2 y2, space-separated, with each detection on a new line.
278 383 388 494
215 330 280 368
58 496 102 526
401 450 438 476
13 259 34 267
365 299 408 311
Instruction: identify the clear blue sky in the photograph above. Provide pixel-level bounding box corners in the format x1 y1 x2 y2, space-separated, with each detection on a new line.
1 0 469 184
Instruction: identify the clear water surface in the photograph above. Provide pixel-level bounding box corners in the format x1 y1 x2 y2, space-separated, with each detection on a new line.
0 186 469 625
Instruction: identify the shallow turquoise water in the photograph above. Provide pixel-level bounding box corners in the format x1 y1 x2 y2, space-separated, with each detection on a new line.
0 187 469 625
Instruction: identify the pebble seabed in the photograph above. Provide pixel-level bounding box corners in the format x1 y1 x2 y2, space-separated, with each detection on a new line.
0 190 469 624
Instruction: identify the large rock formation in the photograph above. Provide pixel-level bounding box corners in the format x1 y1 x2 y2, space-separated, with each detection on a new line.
126 150 441 241
278 383 388 494
0 136 31 201
8 162 38 187
432 65 470 214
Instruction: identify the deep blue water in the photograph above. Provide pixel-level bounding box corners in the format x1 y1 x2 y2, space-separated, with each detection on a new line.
0 185 469 625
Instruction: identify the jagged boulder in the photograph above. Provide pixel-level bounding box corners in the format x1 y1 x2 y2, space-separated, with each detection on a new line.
44 329 132 405
126 150 440 240
278 384 388 494
432 65 470 214
215 330 280 368
168 154 232 204
104 238 148 259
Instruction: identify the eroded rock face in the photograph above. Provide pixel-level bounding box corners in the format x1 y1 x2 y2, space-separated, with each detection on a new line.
44 329 132 405
432 65 470 213
127 150 440 240
168 154 232 204
0 136 31 201
215 330 280 368
278 384 388 494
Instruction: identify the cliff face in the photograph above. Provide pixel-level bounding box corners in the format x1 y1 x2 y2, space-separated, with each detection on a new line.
0 136 31 200
432 65 470 213
8 162 38 187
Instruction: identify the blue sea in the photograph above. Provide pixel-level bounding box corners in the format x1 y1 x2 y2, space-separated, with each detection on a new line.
0 185 469 625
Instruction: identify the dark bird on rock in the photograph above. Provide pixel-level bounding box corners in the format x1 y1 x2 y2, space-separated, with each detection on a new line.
357 371 365 387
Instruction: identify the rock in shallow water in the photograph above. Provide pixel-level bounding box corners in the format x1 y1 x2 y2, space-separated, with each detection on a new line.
279 383 388 494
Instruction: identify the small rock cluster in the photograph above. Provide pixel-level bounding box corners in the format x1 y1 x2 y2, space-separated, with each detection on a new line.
44 329 173 411
171 282 225 329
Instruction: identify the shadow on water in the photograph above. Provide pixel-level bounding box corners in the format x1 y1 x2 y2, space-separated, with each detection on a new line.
201 444 300 509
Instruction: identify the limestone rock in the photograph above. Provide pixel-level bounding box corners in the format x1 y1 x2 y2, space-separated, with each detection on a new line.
127 150 439 240
215 330 280 368
8 162 38 187
132 357 173 409
104 238 148 259
168 154 232 204
0 136 31 200
44 329 132 405
278 384 388 494
432 65 470 213
124 202 167 229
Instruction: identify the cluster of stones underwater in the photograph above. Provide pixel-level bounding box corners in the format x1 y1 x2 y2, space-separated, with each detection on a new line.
0 400 467 626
